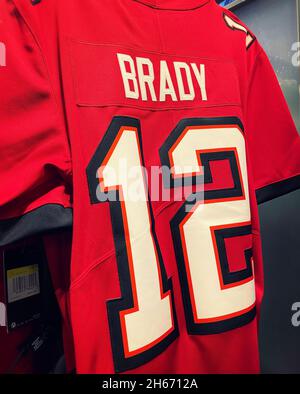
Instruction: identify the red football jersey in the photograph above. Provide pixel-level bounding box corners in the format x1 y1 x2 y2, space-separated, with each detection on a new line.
1 0 300 374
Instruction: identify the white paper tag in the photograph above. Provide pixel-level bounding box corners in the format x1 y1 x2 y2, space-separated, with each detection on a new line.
7 265 40 303
0 302 6 326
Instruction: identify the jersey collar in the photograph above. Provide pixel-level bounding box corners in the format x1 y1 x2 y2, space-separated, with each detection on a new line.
133 0 210 10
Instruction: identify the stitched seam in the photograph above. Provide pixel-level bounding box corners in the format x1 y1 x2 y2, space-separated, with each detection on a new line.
68 38 239 64
70 202 174 289
132 0 210 11
76 102 242 110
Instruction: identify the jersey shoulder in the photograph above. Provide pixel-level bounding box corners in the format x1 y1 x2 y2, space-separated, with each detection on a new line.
11 0 58 34
214 4 257 51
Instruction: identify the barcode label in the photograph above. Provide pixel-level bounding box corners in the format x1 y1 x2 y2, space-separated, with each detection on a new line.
7 265 40 303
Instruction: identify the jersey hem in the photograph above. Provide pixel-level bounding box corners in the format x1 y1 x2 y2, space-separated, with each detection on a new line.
0 204 73 247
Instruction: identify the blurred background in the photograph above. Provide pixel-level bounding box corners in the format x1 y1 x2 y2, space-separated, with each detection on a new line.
217 0 300 374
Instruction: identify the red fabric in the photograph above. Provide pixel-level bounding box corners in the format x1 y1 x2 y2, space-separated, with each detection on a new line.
0 0 300 373
42 231 75 373
224 235 252 272
0 1 72 221
246 49 300 191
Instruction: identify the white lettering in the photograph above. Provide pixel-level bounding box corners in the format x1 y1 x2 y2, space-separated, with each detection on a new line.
117 53 208 103
0 42 6 67
191 63 207 101
174 61 195 101
160 60 178 102
117 53 139 99
136 57 157 101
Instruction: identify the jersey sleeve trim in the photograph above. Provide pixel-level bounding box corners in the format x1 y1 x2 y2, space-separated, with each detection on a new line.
256 174 300 204
0 204 73 247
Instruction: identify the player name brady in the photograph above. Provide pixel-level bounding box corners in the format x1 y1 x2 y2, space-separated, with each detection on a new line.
117 53 208 102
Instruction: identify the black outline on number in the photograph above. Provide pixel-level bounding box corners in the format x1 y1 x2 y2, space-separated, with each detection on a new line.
213 224 253 286
160 117 256 335
86 116 178 373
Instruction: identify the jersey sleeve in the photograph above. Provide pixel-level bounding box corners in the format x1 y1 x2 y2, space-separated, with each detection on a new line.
245 44 300 204
0 1 72 246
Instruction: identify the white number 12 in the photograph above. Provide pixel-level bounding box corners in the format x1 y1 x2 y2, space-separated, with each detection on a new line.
87 116 256 373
